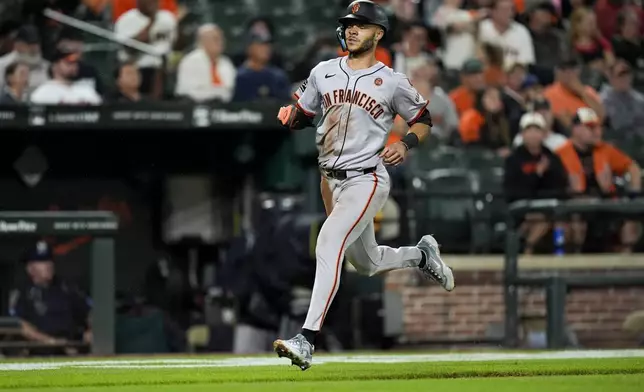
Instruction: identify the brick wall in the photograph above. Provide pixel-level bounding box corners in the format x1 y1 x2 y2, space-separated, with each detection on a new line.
385 268 644 348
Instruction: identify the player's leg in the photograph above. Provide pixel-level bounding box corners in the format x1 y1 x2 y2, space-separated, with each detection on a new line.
344 170 455 290
345 219 421 275
274 170 386 369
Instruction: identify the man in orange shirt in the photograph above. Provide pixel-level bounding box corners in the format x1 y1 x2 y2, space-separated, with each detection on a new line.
556 107 641 253
543 58 605 128
448 58 486 117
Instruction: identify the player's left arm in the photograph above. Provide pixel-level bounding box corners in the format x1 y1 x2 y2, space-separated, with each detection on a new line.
380 77 432 166
277 67 321 130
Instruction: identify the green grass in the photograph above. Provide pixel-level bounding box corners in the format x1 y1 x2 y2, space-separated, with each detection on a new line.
0 357 643 390
5 375 644 392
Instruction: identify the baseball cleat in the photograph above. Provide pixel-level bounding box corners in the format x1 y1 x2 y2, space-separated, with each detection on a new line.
417 235 455 291
273 334 314 371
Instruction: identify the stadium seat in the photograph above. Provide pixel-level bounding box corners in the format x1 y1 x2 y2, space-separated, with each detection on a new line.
470 168 507 253
407 145 465 173
410 168 475 253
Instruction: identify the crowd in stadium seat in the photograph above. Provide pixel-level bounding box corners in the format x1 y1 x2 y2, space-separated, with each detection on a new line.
0 0 643 253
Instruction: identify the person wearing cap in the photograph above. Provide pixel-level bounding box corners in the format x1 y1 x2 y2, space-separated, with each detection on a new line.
555 107 642 252
8 241 92 355
0 25 49 91
504 112 568 254
232 33 290 102
543 57 605 127
56 27 104 95
175 24 236 103
449 57 487 117
513 97 568 151
30 50 102 105
600 58 644 140
115 0 178 98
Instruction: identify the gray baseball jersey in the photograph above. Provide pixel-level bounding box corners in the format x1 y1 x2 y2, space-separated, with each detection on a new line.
294 56 428 170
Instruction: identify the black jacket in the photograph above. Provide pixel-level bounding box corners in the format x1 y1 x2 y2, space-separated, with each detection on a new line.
504 144 569 203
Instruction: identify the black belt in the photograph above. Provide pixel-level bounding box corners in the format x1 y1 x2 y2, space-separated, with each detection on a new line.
320 166 376 180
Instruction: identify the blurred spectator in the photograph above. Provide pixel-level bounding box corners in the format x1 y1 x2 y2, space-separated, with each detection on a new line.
56 27 104 95
291 34 338 83
556 107 642 252
504 112 568 253
431 0 486 71
504 61 529 106
232 17 286 69
514 97 568 150
611 10 644 86
449 58 487 116
30 50 102 105
115 0 178 98
569 7 614 73
112 0 179 21
527 2 567 85
391 62 459 141
175 24 236 103
0 62 30 104
478 0 535 68
109 61 143 102
233 34 290 102
594 0 644 39
459 86 512 157
600 59 644 141
543 57 605 128
392 22 432 75
8 241 92 354
520 74 543 102
477 42 506 86
0 25 49 92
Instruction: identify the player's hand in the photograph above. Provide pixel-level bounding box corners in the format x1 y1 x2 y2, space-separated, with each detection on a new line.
379 141 408 166
277 105 295 127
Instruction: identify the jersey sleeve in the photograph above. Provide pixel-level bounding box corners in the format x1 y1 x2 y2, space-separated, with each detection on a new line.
392 77 429 126
294 67 321 116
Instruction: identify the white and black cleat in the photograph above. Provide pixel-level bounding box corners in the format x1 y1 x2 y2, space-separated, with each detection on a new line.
417 234 455 291
273 333 314 371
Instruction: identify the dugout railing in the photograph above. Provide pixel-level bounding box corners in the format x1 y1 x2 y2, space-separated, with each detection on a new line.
503 198 644 348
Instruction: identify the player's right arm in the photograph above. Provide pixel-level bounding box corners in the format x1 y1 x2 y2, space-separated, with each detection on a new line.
277 66 321 130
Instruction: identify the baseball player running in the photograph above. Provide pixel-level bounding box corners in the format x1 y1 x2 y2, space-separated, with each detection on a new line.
274 0 454 370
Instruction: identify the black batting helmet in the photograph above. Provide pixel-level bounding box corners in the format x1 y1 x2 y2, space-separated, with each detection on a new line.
336 1 389 51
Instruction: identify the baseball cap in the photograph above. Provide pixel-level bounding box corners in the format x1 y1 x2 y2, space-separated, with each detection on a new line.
51 49 80 63
15 25 40 44
572 107 600 127
461 58 484 75
520 112 547 130
22 241 53 263
521 74 541 90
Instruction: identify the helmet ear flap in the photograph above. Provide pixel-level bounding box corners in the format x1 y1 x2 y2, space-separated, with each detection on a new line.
336 25 348 52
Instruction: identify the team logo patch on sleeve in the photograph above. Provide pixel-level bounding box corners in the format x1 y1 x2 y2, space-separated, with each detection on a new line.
374 78 383 86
